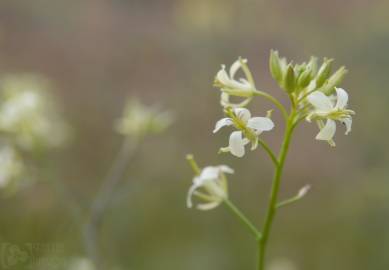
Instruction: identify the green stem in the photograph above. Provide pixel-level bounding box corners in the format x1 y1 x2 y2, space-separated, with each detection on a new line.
257 112 296 270
257 139 278 167
253 91 288 122
224 199 262 240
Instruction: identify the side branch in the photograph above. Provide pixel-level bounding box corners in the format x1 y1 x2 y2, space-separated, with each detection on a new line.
224 199 262 240
253 91 288 122
257 139 278 167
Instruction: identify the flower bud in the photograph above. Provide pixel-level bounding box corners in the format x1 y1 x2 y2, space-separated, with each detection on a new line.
307 56 318 76
320 66 348 95
315 58 333 87
283 65 296 93
297 68 312 89
269 50 283 83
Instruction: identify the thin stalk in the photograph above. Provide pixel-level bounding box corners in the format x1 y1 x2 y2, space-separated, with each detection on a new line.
257 139 278 167
224 199 262 240
253 91 288 122
83 138 137 270
257 112 296 270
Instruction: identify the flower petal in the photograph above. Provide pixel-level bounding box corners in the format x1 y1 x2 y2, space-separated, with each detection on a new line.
335 88 349 109
199 167 219 181
229 131 246 157
234 108 251 122
229 59 242 78
218 165 234 174
216 66 230 85
213 118 233 133
316 119 336 141
307 91 333 111
186 184 198 208
341 117 352 135
197 201 221 211
247 117 275 132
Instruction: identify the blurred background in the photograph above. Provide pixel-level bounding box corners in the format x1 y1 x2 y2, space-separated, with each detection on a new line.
0 0 388 269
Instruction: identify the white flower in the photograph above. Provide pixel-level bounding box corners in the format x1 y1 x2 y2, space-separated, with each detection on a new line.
0 145 23 189
213 108 274 157
306 88 355 146
115 98 172 137
187 165 233 210
0 76 69 150
214 58 255 107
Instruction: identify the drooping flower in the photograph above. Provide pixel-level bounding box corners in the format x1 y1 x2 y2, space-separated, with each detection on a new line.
306 87 355 146
213 108 274 157
115 98 172 138
214 58 256 107
187 165 233 210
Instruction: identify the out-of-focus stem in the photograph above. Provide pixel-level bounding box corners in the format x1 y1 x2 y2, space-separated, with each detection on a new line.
83 138 137 270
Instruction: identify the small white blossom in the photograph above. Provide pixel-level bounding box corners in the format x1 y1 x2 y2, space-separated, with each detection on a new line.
214 58 255 107
115 98 172 138
306 88 355 146
0 76 69 150
213 108 274 157
187 165 233 210
0 145 23 189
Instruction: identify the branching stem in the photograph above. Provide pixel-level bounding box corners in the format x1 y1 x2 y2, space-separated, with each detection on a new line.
257 110 296 270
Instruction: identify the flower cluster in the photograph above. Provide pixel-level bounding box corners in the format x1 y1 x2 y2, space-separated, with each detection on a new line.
0 75 69 151
0 75 69 192
186 51 355 211
114 98 172 138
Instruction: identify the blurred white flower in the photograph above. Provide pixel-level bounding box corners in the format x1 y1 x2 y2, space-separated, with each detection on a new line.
187 165 233 210
214 108 274 157
268 258 297 270
306 87 355 146
214 58 255 107
0 145 23 189
114 98 172 138
0 75 69 150
66 257 95 270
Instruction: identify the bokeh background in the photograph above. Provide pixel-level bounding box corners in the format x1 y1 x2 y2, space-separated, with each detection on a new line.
0 0 388 269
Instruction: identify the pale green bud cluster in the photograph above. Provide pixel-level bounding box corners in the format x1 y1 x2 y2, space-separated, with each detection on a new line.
114 98 172 138
269 50 347 96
